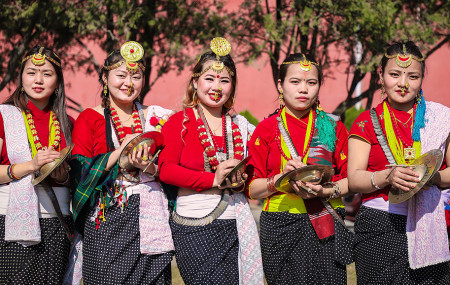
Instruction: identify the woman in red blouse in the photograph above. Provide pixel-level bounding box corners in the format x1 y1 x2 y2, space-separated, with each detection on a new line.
246 53 353 284
348 41 450 284
0 46 73 284
158 37 264 284
69 41 174 284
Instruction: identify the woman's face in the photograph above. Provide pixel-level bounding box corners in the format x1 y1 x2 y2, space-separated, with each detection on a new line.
106 62 144 105
22 59 58 107
193 60 233 109
278 64 320 116
381 59 423 109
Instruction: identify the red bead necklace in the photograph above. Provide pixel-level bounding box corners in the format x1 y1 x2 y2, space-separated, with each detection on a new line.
25 110 61 151
110 106 143 143
386 103 415 147
196 108 244 171
275 107 315 161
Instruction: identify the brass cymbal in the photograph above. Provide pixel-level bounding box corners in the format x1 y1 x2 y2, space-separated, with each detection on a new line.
388 149 443 204
118 131 164 170
219 156 251 192
275 165 335 193
32 144 74 186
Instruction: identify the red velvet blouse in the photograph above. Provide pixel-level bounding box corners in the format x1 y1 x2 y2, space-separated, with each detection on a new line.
246 111 349 197
158 108 225 191
72 108 134 158
0 101 72 164
350 102 420 201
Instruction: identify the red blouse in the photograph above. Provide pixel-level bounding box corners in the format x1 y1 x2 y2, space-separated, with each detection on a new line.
72 108 134 158
158 108 225 191
350 102 417 201
246 111 349 197
0 101 72 164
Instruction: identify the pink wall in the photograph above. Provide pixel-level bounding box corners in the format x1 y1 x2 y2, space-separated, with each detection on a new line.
1 43 449 121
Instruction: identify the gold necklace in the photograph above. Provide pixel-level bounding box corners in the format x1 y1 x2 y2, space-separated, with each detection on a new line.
394 113 413 128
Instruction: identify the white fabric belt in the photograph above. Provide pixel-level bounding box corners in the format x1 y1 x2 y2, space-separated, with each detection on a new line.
0 183 71 218
176 193 236 220
362 196 408 216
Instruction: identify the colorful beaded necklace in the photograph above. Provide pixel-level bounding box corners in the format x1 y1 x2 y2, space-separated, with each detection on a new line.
110 106 143 142
25 110 61 151
196 107 244 171
276 107 315 162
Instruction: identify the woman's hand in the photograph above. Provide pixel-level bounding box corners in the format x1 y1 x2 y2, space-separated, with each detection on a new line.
50 161 70 184
213 159 244 189
31 148 61 171
282 157 306 174
387 166 420 192
128 142 154 171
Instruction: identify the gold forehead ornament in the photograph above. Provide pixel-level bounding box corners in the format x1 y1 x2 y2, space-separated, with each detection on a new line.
281 54 319 72
22 47 61 67
104 41 146 73
385 44 425 68
193 37 235 77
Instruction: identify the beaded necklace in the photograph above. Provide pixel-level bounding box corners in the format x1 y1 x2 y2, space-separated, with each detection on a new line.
196 107 244 171
385 102 417 160
276 107 315 162
110 106 143 143
25 110 61 151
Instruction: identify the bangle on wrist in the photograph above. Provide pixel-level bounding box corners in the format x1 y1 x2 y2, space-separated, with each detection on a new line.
371 171 382 190
326 182 341 202
266 175 277 193
142 163 158 177
7 164 21 181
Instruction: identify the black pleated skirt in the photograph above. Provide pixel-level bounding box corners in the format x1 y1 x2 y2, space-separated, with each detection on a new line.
82 195 173 285
170 218 239 285
260 208 351 285
354 206 450 284
0 214 73 285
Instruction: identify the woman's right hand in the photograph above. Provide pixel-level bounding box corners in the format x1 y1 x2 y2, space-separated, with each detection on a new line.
31 149 61 171
282 157 306 174
386 166 420 192
212 159 241 188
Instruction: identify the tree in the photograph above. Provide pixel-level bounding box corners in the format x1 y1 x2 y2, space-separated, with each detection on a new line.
229 0 449 116
69 0 232 102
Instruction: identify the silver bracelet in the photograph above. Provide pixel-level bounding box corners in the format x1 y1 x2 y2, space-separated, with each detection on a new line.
371 171 382 190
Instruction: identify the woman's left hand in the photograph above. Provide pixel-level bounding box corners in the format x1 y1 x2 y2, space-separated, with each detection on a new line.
289 181 334 200
128 143 155 171
50 161 70 184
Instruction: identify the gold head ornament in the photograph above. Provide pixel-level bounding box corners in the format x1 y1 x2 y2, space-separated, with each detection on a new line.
22 47 61 67
385 44 425 68
281 54 319 72
193 37 235 77
104 41 146 73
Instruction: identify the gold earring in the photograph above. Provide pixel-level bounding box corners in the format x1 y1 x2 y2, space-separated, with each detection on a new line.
380 82 386 100
103 82 108 97
278 90 284 104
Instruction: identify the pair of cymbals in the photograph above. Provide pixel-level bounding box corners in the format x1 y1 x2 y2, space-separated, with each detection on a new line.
275 165 335 193
32 144 74 186
388 149 443 204
118 131 164 170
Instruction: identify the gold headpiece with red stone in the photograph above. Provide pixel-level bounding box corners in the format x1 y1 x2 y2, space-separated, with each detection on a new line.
193 37 235 77
104 41 145 73
385 44 425 68
281 54 318 72
22 47 61 67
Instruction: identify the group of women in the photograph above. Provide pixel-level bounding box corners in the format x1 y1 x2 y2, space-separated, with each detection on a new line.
0 37 448 285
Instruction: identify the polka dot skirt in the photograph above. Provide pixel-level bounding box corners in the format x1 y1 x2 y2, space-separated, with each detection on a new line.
0 214 73 285
170 218 239 285
82 195 173 285
354 206 450 284
260 209 349 285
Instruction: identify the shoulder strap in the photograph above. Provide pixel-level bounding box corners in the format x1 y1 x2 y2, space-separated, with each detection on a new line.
369 109 396 165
